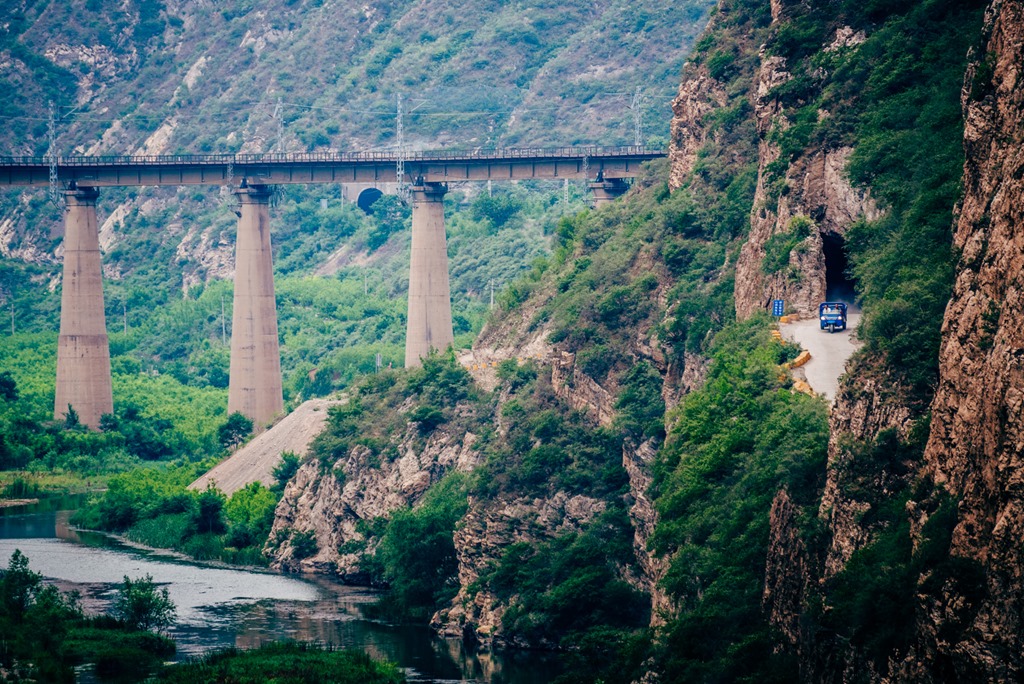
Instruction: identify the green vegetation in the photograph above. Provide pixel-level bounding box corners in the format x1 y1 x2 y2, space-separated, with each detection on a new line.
480 506 648 648
218 411 253 450
371 473 468 620
73 467 280 565
761 0 988 403
0 334 227 474
112 573 177 632
647 316 829 681
157 641 404 684
0 550 175 681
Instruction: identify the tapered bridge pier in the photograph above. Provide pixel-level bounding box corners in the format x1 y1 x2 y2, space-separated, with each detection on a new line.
228 185 284 427
54 186 113 428
405 183 453 366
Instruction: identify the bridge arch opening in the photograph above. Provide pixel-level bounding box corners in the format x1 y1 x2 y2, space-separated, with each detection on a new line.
823 232 856 302
357 188 384 214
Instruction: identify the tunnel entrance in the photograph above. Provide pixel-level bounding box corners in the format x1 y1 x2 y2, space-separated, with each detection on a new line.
357 187 384 214
823 232 856 302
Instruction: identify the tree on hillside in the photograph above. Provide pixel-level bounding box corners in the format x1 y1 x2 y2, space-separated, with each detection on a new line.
62 405 81 430
272 452 301 493
0 372 17 402
218 412 253 450
0 550 41 621
193 486 227 535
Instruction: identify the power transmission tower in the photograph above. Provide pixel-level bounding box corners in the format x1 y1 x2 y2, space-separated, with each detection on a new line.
396 93 409 203
47 101 62 212
631 86 644 147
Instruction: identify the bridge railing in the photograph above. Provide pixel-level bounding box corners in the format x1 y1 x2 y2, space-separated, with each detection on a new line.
0 145 664 168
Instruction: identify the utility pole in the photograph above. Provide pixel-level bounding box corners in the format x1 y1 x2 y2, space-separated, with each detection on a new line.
631 86 644 147
489 279 495 309
363 269 368 296
221 294 227 345
487 179 493 198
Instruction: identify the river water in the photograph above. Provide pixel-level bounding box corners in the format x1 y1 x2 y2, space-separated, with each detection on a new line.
0 498 562 683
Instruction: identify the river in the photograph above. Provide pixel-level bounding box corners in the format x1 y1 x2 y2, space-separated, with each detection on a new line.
0 498 563 683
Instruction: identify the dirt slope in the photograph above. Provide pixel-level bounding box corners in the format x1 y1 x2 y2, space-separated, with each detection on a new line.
189 398 340 495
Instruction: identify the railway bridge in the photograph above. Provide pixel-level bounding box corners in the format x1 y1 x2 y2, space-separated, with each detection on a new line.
0 146 662 427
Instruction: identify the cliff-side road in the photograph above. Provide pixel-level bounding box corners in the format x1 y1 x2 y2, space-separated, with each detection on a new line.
781 309 862 402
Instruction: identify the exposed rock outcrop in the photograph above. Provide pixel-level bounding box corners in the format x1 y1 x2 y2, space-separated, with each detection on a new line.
624 438 672 624
550 351 616 427
908 1 1024 678
818 355 917 579
433 491 608 647
733 25 879 318
668 66 728 191
267 419 480 576
763 488 807 651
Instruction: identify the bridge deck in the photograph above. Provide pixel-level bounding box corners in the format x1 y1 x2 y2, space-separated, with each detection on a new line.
0 146 664 188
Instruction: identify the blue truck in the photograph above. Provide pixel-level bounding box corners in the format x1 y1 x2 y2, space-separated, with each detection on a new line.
819 302 848 333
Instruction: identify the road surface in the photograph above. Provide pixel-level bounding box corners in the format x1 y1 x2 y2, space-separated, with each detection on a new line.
781 309 862 403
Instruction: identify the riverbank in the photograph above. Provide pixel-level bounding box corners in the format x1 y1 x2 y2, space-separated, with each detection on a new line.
0 497 38 507
0 501 564 682
0 470 109 498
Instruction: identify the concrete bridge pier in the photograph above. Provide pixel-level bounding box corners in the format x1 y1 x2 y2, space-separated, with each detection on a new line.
589 177 630 206
54 186 113 428
405 182 453 367
228 184 284 427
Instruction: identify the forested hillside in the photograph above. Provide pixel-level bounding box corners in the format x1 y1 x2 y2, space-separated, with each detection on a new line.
3 0 1022 682
262 0 1023 682
0 0 715 423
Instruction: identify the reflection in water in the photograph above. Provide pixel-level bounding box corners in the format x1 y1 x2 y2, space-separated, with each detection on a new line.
0 501 563 683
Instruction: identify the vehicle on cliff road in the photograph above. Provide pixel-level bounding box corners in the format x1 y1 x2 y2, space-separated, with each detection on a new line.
819 302 848 333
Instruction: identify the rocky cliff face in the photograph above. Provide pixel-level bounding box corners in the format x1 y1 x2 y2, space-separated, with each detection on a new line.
267 417 480 576
432 491 609 646
668 64 728 192
817 355 918 579
908 1 1024 678
731 2 879 318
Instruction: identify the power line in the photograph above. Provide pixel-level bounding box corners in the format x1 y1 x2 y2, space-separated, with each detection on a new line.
0 89 680 126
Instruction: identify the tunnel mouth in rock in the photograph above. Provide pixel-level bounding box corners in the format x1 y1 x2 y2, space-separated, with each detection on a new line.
823 232 856 302
357 187 384 214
